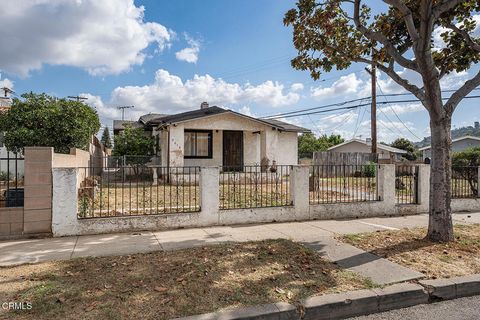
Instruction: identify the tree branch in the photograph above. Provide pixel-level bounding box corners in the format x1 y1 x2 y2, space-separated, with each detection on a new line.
353 0 418 71
445 70 480 114
382 0 419 44
433 0 468 19
353 56 425 101
445 21 480 52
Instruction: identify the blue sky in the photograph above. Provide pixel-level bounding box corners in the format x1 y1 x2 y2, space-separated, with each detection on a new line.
1 0 479 143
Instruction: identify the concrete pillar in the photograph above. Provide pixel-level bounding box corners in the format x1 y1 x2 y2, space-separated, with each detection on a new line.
378 164 395 206
199 167 219 225
417 164 430 210
52 168 78 237
23 147 54 234
290 165 310 219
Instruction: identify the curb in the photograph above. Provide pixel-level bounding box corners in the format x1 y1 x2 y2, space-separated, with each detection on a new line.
173 274 480 320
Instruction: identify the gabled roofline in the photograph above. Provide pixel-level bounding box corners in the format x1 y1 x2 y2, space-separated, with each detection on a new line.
327 139 408 154
153 107 310 133
418 135 480 151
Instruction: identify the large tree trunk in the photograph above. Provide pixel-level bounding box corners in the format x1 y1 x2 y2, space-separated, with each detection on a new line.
427 113 454 242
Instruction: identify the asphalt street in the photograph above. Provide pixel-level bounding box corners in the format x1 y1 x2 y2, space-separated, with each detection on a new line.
349 295 480 320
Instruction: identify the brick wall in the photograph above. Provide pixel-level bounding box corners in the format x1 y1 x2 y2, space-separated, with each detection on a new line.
0 207 24 239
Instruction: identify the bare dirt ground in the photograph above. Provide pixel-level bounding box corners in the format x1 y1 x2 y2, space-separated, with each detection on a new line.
0 239 374 320
340 224 480 279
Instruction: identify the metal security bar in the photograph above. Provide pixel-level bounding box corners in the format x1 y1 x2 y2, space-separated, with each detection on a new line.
395 165 419 205
77 165 200 218
452 166 478 198
219 165 291 209
309 164 379 204
0 152 24 208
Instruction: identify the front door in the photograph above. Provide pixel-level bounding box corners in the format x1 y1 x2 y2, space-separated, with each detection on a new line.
223 131 243 171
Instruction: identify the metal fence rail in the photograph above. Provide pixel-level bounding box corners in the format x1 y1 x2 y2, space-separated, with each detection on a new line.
219 165 291 209
0 153 24 208
395 165 419 205
77 165 200 218
452 166 478 198
309 164 379 204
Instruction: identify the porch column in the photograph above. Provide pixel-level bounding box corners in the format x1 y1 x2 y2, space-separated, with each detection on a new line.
199 167 219 225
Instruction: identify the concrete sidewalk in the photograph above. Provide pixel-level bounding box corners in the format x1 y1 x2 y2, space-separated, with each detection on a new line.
1 212 478 285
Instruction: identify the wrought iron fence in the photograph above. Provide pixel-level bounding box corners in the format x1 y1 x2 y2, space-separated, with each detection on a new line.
309 164 379 204
395 165 419 204
219 165 291 209
77 164 200 218
0 152 24 208
452 166 478 198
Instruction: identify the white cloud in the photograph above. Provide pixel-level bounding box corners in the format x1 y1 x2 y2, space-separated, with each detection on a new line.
314 68 473 102
175 34 201 64
311 73 362 99
0 0 174 76
290 83 304 92
379 103 424 115
238 106 255 117
85 69 302 122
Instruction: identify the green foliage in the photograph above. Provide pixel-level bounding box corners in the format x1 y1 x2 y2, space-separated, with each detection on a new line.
113 125 154 165
391 138 418 161
0 92 100 154
452 147 480 167
284 1 480 80
100 127 112 149
364 161 376 178
298 133 344 158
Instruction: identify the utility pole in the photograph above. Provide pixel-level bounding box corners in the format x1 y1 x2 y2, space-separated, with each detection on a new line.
67 95 88 102
117 105 134 121
365 46 377 156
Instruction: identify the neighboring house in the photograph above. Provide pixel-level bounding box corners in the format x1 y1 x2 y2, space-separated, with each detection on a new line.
113 103 309 168
419 135 480 159
327 138 407 161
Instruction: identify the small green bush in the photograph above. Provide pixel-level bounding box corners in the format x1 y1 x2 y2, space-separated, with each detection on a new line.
364 161 377 178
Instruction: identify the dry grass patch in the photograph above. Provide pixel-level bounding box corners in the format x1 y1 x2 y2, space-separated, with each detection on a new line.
0 239 373 320
340 224 480 279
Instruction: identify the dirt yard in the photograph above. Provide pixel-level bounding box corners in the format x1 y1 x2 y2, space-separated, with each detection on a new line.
0 239 374 320
340 224 480 279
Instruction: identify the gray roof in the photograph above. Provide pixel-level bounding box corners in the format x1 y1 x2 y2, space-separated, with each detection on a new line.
149 106 228 125
328 139 408 154
418 135 480 151
139 113 169 124
149 106 310 132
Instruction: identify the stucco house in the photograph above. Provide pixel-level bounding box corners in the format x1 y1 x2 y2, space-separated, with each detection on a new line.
419 135 480 159
327 138 407 161
113 103 309 169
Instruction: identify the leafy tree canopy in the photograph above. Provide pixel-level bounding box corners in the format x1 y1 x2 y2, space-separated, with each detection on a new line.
284 0 480 242
0 92 100 154
452 147 480 167
113 125 154 165
101 127 113 149
391 137 418 160
299 132 344 158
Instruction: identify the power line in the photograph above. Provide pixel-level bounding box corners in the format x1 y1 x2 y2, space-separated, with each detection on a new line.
264 94 480 120
376 82 421 140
